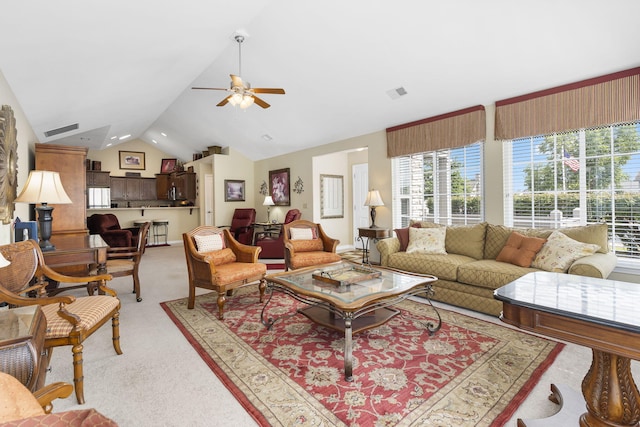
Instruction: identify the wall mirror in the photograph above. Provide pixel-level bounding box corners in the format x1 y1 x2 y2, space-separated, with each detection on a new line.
320 174 344 219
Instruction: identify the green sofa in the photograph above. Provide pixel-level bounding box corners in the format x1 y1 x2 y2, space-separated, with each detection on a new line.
377 222 617 316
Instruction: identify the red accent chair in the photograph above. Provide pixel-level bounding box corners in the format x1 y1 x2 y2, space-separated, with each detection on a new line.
87 213 141 248
256 209 302 259
228 208 256 246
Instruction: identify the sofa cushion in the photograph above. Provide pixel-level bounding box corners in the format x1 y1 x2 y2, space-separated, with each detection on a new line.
559 223 608 254
445 223 487 259
394 223 422 252
532 231 600 272
388 252 475 281
457 259 540 290
496 231 546 267
407 227 447 254
290 239 324 252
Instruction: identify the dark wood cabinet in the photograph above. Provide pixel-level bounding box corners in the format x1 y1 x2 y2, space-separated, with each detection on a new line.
86 171 111 187
156 172 195 202
110 177 156 201
36 144 88 235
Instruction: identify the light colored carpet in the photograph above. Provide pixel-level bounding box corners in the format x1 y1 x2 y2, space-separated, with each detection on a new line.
44 244 639 426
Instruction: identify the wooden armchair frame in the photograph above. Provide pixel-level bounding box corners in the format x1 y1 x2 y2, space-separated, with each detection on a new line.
0 240 122 404
183 226 267 319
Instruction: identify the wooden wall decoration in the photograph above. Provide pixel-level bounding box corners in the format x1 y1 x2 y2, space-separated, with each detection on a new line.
0 105 18 224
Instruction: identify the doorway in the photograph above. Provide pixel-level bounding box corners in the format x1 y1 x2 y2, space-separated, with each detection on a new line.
204 174 213 226
352 163 369 248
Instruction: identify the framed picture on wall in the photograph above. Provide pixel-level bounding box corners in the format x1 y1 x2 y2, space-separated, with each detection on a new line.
161 158 177 173
269 168 290 206
225 180 245 202
119 151 145 170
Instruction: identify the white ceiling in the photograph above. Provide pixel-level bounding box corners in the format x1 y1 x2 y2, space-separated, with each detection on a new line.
2 1 639 162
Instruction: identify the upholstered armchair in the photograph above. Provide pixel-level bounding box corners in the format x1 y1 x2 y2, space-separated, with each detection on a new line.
87 213 141 248
256 209 302 259
283 220 341 271
183 226 267 319
227 208 256 245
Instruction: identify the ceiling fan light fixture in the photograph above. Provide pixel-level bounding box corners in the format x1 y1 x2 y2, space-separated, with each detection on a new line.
240 94 254 109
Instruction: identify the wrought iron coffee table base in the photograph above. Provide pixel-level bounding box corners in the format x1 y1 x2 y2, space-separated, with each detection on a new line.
261 283 442 381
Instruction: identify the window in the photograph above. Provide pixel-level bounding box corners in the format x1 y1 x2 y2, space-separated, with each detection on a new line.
503 122 640 261
392 142 483 228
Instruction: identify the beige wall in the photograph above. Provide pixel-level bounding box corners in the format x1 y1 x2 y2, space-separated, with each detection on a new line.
0 70 39 244
87 139 175 178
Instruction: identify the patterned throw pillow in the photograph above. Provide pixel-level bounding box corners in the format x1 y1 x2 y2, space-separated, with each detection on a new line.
290 227 317 240
496 231 547 267
406 227 447 255
531 230 600 272
194 233 225 253
394 223 421 252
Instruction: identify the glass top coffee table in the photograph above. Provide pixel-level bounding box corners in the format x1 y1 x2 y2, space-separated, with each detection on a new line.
262 261 441 381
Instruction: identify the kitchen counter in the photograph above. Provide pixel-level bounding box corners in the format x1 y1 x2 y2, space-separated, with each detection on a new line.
87 206 200 243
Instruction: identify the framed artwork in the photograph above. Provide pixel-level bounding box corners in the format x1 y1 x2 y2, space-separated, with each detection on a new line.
119 151 145 170
269 168 290 206
225 179 245 202
161 158 177 173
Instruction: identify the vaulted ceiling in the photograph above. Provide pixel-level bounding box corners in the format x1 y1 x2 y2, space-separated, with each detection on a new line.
2 1 639 162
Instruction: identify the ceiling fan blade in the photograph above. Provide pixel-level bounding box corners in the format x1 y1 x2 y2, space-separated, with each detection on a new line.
230 74 244 88
217 95 232 107
192 87 228 91
252 88 286 94
252 95 271 109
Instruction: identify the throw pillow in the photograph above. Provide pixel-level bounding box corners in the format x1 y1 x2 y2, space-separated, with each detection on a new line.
290 227 317 240
496 231 547 267
406 227 447 255
194 233 225 253
394 223 421 252
532 230 600 272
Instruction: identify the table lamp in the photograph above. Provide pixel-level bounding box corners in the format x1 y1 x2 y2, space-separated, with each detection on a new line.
15 170 72 251
263 195 275 223
364 190 384 228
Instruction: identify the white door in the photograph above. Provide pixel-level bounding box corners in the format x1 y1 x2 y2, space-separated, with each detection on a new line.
204 174 214 226
352 163 369 248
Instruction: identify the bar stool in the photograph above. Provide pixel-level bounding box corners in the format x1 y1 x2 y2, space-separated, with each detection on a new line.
152 219 169 245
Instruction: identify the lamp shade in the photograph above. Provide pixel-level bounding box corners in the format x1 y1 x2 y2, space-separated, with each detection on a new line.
364 190 384 207
0 252 10 269
263 196 275 206
15 170 72 204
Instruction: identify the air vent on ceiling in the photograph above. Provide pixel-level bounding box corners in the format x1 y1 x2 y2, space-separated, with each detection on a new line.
44 123 79 137
386 86 408 100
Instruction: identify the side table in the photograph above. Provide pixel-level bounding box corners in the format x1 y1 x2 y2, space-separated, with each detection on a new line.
357 227 390 264
0 305 48 392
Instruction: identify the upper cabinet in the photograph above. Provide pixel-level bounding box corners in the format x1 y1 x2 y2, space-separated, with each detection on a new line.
86 171 111 187
110 177 157 201
156 172 196 203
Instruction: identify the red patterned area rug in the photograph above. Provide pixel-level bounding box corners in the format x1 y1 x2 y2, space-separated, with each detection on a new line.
161 287 563 427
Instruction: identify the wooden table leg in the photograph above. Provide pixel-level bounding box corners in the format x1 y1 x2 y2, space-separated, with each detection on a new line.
580 349 640 427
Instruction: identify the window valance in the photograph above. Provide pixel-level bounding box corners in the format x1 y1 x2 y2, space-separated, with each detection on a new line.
495 67 640 140
386 105 486 158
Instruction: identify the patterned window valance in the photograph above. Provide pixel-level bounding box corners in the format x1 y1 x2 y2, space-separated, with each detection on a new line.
386 105 486 158
495 67 640 140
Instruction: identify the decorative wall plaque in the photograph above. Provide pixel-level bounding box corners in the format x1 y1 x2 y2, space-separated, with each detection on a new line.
0 105 18 224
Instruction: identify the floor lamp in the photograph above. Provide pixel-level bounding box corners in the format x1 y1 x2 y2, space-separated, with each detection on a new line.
15 170 72 251
364 190 384 228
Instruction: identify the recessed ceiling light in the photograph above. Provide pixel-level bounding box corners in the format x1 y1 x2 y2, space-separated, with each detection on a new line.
119 134 131 140
106 143 112 147
110 136 117 140
152 139 158 144
161 132 167 137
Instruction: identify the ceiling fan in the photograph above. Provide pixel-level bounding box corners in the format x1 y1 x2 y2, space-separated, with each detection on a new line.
192 34 285 109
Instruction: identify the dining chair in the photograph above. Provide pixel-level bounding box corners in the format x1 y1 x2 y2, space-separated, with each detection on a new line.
0 240 123 404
